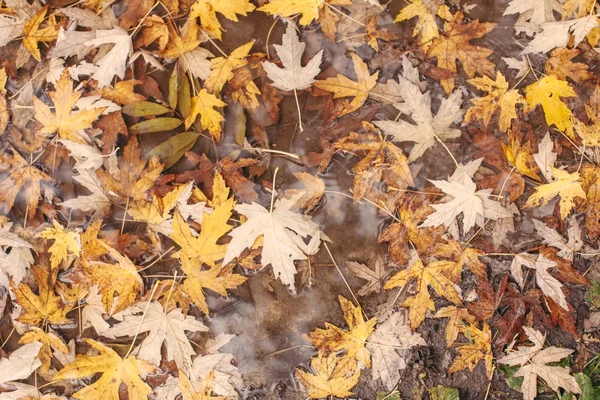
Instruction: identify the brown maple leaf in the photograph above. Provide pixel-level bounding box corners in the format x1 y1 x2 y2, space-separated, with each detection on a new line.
0 147 51 219
428 12 497 94
333 122 414 203
97 135 163 202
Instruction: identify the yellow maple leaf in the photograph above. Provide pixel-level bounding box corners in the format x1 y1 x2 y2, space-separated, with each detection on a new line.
91 80 145 105
434 306 475 347
524 75 576 138
210 171 230 206
178 370 226 400
562 0 596 18
83 242 143 313
180 256 246 314
161 18 202 59
502 127 541 181
295 352 360 399
23 6 59 61
135 15 169 51
0 147 51 219
259 0 351 27
307 295 377 367
428 13 497 94
38 220 81 273
314 53 378 117
12 265 72 326
128 183 191 227
448 322 493 379
465 72 527 132
385 259 462 330
170 197 234 267
190 0 255 40
53 339 157 400
146 279 193 313
33 69 105 143
204 41 254 94
96 135 163 202
184 89 227 140
19 327 69 373
524 168 586 220
574 117 600 147
395 0 453 46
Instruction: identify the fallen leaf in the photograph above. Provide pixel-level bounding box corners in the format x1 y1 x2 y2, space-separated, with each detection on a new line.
295 352 360 399
53 339 157 400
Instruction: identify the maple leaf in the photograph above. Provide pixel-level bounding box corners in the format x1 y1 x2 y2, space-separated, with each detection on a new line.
308 296 377 367
374 76 463 162
12 264 72 326
503 0 561 30
53 339 157 400
184 89 226 140
190 0 255 40
190 343 243 398
34 69 105 143
345 255 387 296
295 353 360 399
0 223 33 288
333 126 414 202
562 0 596 18
22 6 59 61
545 48 593 83
314 53 378 117
283 172 325 211
465 72 527 132
83 242 143 313
533 218 582 261
524 167 586 219
448 322 493 379
384 257 462 330
0 147 51 219
422 162 513 233
161 19 214 81
222 195 324 294
512 253 570 310
524 75 576 137
428 13 497 93
258 0 352 28
178 370 226 400
19 327 68 373
0 342 43 385
263 22 323 92
96 135 163 202
103 301 208 373
498 327 581 400
366 311 426 391
180 256 246 315
502 126 541 180
204 41 254 94
170 197 234 267
38 220 81 273
395 0 453 45
434 306 475 347
91 80 146 105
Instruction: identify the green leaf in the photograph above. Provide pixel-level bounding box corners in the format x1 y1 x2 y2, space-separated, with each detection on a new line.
587 281 600 309
169 67 179 109
576 373 600 400
147 131 199 169
122 101 171 117
177 75 191 119
129 118 183 134
499 364 523 391
429 385 460 400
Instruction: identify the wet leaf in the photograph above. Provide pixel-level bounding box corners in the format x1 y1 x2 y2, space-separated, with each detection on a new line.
129 118 183 134
122 101 172 117
148 131 199 169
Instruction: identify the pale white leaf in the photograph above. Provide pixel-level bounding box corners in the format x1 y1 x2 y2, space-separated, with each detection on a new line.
534 132 556 182
102 301 208 373
0 342 43 384
222 197 323 295
263 22 323 91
